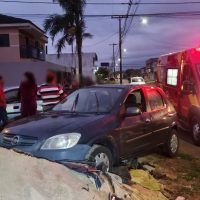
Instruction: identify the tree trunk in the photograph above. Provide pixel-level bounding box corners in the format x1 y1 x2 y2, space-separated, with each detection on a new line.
76 36 83 86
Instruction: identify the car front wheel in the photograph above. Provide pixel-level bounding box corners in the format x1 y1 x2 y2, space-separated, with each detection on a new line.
86 145 113 172
163 129 179 157
191 117 200 146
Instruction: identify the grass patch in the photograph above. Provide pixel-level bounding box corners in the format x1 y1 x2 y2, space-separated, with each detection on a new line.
183 160 200 182
178 153 194 161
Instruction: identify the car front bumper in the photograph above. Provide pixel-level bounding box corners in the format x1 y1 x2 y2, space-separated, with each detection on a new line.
0 134 91 162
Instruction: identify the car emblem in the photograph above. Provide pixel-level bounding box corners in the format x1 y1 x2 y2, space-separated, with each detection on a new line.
11 136 20 145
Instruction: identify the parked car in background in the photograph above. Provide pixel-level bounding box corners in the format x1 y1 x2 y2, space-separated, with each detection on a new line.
130 77 145 85
4 87 43 120
0 85 178 171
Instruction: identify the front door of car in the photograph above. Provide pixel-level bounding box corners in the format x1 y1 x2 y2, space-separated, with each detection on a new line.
5 89 21 120
146 88 169 144
119 89 153 158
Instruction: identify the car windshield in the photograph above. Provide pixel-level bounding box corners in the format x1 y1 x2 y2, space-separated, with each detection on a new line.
131 78 144 82
53 87 124 114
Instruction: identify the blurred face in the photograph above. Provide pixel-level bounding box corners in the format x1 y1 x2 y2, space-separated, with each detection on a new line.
23 75 28 82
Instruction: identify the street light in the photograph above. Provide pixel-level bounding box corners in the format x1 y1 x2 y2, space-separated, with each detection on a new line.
123 48 127 53
141 17 148 25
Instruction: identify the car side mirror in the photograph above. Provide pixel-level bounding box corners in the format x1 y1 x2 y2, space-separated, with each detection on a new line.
126 107 141 117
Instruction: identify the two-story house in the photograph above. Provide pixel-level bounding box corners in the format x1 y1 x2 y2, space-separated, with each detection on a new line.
0 14 70 87
0 14 47 62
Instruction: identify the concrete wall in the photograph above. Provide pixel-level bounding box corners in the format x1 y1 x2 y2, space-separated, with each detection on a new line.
0 60 66 87
46 53 98 79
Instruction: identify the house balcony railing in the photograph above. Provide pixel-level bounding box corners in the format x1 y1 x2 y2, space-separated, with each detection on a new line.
20 45 45 61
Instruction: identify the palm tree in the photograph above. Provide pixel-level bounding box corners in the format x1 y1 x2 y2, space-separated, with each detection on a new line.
44 0 92 83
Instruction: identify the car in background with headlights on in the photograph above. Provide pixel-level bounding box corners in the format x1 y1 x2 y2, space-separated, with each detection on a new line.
130 77 145 85
0 85 178 171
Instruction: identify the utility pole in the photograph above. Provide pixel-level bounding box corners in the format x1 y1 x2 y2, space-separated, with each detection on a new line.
109 43 117 76
112 16 128 84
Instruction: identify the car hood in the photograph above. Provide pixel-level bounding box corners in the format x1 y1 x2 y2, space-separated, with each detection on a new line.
4 112 106 139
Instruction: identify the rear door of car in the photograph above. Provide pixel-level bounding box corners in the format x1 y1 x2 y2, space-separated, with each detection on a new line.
5 88 21 119
145 87 170 145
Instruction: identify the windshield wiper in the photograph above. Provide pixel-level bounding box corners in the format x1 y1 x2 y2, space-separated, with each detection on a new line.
71 94 79 114
94 92 100 115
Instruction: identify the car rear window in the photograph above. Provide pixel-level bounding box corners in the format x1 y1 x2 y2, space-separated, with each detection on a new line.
5 89 19 104
147 90 165 111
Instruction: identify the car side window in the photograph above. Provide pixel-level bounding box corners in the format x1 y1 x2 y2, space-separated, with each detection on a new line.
53 91 78 111
6 89 19 104
147 90 164 111
125 89 146 112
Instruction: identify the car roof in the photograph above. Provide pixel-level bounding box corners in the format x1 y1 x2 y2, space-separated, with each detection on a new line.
4 86 19 91
4 85 42 92
86 84 158 90
87 84 132 89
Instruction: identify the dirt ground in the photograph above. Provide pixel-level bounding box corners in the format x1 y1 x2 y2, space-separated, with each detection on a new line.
138 131 200 200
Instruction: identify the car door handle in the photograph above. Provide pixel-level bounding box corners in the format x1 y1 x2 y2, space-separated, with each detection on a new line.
13 106 19 109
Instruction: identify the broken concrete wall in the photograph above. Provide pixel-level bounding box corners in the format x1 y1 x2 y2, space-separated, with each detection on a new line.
0 148 134 200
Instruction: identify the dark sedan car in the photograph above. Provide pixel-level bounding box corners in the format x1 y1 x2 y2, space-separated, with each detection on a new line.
0 85 178 170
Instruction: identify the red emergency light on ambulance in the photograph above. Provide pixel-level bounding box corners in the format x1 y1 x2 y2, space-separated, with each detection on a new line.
157 47 200 146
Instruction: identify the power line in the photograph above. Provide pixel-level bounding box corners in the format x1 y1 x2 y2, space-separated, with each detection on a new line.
5 11 200 18
121 0 134 39
122 0 141 41
84 32 118 47
1 0 200 5
136 1 200 5
114 0 138 70
0 0 130 5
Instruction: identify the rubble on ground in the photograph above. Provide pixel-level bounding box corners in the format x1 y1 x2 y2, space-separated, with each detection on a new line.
0 148 169 200
129 170 163 191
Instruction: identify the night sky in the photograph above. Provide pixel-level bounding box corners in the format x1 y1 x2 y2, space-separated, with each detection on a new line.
1 0 200 69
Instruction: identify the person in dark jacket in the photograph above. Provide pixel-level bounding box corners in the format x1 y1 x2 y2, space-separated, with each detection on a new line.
19 72 37 117
0 76 7 128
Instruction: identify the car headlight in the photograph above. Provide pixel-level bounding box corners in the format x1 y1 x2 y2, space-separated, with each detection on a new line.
2 129 10 134
41 133 81 150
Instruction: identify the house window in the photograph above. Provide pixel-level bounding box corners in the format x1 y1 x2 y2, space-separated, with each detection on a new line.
0 34 10 47
167 69 178 86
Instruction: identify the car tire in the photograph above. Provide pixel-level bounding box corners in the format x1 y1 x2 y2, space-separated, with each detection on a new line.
163 129 179 157
87 145 113 172
191 117 200 146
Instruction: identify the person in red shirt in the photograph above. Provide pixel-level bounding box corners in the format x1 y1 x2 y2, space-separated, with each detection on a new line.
0 76 7 128
19 72 37 117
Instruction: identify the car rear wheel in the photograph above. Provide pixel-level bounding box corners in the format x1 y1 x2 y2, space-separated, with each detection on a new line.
191 117 200 146
87 145 113 172
163 129 179 157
